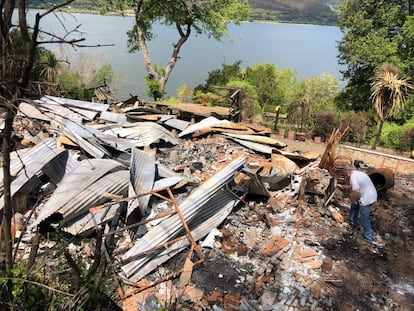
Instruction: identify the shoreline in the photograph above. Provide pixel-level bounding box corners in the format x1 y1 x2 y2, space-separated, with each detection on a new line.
29 7 337 27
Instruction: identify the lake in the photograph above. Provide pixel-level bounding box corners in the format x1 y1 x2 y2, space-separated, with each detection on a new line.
27 10 344 100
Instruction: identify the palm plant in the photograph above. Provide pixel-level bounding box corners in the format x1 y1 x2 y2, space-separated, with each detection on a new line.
370 63 413 149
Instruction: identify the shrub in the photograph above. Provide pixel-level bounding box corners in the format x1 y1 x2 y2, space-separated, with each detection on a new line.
380 121 414 152
340 112 369 145
313 111 335 142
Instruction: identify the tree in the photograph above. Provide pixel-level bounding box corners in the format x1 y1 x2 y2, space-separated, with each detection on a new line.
337 0 414 113
104 0 249 100
371 63 414 149
0 0 85 303
244 63 289 111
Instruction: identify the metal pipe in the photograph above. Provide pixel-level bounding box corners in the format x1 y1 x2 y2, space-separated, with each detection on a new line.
344 145 414 163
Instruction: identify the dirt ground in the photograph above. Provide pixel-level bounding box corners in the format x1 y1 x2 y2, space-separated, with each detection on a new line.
275 135 414 311
127 134 414 311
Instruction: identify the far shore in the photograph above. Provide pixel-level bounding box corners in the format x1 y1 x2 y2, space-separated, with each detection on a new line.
29 7 336 27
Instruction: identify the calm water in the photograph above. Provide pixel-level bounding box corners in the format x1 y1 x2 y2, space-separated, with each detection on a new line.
27 10 344 100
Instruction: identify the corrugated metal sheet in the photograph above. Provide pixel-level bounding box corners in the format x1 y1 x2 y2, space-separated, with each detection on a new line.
39 95 109 112
18 102 52 122
127 148 156 217
178 116 230 137
61 169 129 225
120 155 246 280
0 138 72 211
64 202 121 235
224 133 287 148
99 111 128 125
153 176 183 190
25 99 97 123
41 150 80 184
163 118 190 131
102 122 178 146
125 191 239 281
229 137 274 155
33 159 127 226
8 139 64 196
59 121 111 158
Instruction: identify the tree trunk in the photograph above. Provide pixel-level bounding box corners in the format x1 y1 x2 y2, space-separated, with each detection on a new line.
1 103 15 275
373 119 385 150
135 1 192 98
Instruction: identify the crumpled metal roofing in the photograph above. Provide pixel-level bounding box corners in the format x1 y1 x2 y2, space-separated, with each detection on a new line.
39 95 109 112
33 159 128 226
101 122 179 147
120 155 247 280
178 116 230 137
60 120 140 154
0 138 66 201
224 133 287 148
229 137 274 155
128 148 155 218
163 118 191 132
125 190 240 281
64 202 122 236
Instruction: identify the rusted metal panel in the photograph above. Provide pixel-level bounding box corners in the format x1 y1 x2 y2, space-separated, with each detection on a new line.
124 191 240 281
120 155 247 280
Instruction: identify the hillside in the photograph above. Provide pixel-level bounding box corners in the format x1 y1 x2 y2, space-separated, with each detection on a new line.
249 0 339 25
29 0 341 26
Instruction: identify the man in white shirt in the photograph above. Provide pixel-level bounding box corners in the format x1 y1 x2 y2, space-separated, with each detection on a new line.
338 165 378 245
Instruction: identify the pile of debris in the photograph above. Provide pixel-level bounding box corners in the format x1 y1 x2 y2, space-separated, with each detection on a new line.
1 95 412 310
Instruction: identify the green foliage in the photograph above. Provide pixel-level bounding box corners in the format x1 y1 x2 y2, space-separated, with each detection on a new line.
339 111 370 144
58 71 94 100
244 63 284 109
313 111 336 142
57 62 114 100
192 90 223 106
95 63 114 86
195 61 243 93
226 79 261 119
1 264 49 310
196 61 340 126
380 120 414 151
125 0 250 42
286 73 339 132
146 76 163 100
177 84 193 102
300 73 339 112
337 0 412 112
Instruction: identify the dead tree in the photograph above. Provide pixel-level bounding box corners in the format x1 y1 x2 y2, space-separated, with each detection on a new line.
0 0 85 290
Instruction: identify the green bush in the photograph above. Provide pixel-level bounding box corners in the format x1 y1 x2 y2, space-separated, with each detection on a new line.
313 111 335 142
380 121 414 151
340 112 370 145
